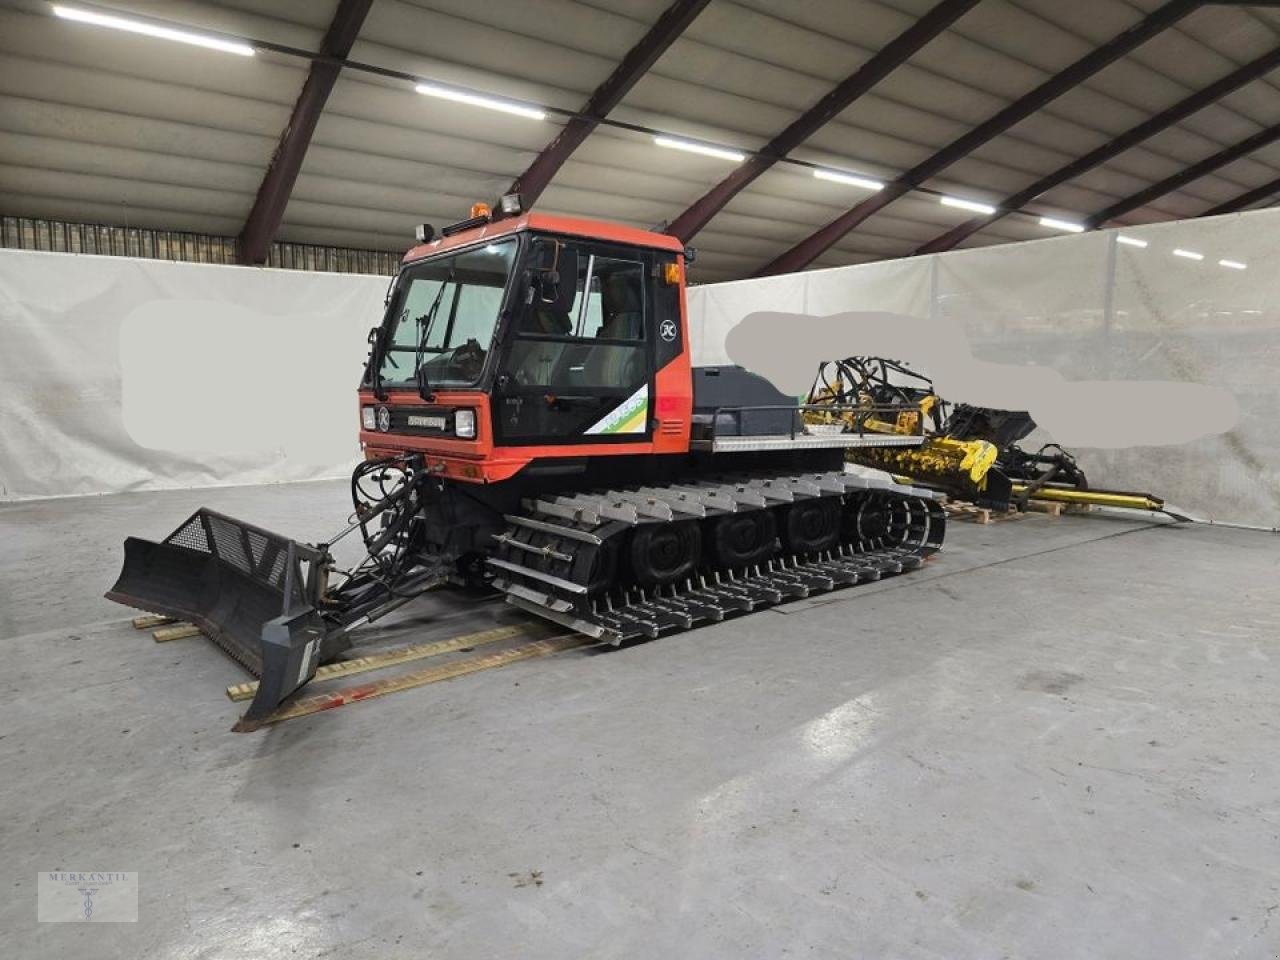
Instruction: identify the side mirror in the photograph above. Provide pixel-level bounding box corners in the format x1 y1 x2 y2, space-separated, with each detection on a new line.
530 241 579 315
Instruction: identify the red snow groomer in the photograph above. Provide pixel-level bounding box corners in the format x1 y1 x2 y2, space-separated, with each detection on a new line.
109 203 945 727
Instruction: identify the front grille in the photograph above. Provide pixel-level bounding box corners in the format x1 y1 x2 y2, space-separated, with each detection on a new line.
382 405 455 437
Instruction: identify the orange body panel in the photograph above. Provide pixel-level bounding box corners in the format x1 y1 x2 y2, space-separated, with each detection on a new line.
651 265 693 452
359 377 691 484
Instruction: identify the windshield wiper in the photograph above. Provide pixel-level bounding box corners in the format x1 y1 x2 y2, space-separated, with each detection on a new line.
368 325 392 402
414 270 454 400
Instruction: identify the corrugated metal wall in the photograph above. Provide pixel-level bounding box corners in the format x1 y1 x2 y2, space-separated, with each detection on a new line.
0 215 399 275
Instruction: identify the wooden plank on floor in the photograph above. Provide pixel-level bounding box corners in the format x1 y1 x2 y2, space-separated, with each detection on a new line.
132 614 177 630
225 623 532 701
236 633 593 730
153 623 202 643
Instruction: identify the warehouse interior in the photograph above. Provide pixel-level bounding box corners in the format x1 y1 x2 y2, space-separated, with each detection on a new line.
2 1 1279 956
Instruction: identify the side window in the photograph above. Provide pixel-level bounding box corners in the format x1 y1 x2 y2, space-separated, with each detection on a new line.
571 257 644 341
573 273 604 337
518 250 645 342
506 247 648 392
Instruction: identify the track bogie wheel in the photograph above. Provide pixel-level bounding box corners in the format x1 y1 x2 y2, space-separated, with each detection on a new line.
780 497 841 555
846 492 910 549
707 510 777 568
629 521 701 586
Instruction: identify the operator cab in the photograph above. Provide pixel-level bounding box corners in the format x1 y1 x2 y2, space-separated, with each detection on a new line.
363 210 686 451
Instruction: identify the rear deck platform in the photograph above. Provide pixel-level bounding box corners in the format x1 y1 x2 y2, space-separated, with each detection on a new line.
1 480 1277 958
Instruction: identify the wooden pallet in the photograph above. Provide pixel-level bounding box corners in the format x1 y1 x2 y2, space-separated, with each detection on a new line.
942 496 1079 524
1024 499 1067 517
943 500 1026 525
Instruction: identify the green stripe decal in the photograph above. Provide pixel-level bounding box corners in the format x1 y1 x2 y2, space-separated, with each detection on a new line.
585 385 648 435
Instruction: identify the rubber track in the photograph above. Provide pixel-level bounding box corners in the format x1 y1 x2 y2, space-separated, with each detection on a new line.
488 470 945 642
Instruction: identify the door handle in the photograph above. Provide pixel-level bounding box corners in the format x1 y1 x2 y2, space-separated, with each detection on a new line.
543 394 598 409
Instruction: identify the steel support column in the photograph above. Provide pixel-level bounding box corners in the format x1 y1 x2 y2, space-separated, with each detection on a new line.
915 45 1280 253
664 0 979 243
238 0 374 265
755 0 1201 276
1086 122 1280 226
1200 174 1280 215
504 0 710 213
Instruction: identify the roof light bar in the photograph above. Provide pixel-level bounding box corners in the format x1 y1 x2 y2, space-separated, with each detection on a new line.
813 168 885 192
51 4 254 56
1116 235 1148 248
1219 259 1247 270
414 82 545 120
940 195 997 215
1172 248 1204 261
653 136 745 163
1038 216 1084 234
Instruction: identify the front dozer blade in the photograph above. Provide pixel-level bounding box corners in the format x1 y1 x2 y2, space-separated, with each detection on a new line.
106 509 341 728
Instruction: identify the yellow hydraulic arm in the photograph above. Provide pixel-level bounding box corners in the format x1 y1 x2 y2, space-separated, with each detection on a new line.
1010 484 1165 512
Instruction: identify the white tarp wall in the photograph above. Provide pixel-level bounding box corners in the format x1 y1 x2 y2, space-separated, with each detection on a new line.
3 210 1278 524
689 208 1280 526
0 250 387 500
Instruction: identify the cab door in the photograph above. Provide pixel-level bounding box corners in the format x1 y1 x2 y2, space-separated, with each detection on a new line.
493 237 655 446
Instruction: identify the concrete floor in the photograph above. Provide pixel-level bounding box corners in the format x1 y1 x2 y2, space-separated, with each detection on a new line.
2 482 1278 958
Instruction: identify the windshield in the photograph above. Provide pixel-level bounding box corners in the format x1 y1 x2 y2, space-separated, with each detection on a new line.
375 238 518 388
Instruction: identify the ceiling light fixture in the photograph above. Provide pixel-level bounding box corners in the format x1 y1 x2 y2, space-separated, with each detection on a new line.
653 136 745 163
1039 216 1085 234
1116 235 1148 248
1218 259 1247 270
1172 248 1204 261
414 82 546 120
940 195 997 215
51 4 254 56
813 168 884 191
50 6 1170 241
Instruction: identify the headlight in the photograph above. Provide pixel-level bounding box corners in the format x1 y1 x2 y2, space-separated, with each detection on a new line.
455 409 476 439
361 406 376 430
